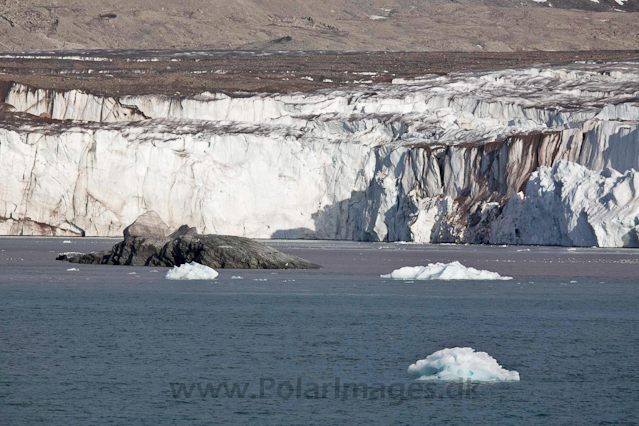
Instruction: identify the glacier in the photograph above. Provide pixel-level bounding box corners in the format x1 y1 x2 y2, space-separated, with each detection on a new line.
491 161 639 247
408 347 520 382
1 59 638 246
381 262 512 280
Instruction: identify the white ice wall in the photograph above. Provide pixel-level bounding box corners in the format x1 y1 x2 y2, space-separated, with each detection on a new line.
491 161 639 247
1 119 637 244
2 60 639 245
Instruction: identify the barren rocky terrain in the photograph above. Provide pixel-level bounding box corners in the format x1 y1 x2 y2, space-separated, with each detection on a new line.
1 49 639 96
0 0 637 52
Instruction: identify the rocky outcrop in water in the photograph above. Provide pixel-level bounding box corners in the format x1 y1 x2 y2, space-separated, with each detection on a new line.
57 213 321 269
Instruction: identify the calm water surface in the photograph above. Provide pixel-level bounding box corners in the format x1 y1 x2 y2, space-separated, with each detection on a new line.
1 238 638 425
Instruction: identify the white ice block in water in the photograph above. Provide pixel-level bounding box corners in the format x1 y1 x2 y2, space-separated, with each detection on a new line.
381 261 512 280
165 262 219 280
408 347 520 382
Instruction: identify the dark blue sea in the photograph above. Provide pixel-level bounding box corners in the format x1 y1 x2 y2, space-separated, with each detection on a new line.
1 238 638 425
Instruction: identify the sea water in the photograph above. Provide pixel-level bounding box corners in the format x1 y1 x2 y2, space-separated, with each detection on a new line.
1 238 638 424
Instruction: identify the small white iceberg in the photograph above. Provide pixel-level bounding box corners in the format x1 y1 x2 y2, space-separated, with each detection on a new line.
165 262 219 280
63 240 72 244
408 347 520 382
66 268 79 272
381 261 511 280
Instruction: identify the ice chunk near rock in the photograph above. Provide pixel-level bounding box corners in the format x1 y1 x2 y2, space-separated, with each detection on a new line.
381 261 512 280
408 347 520 382
165 262 219 280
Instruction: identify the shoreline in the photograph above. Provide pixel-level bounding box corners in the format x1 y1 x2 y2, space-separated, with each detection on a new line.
3 237 638 279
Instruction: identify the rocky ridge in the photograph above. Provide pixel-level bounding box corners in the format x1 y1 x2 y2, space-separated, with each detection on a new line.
0 0 637 52
56 212 321 269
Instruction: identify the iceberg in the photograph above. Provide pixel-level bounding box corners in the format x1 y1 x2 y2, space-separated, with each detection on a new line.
408 347 520 382
165 262 219 280
381 261 512 280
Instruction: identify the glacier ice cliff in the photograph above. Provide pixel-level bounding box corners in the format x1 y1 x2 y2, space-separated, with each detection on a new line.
1 60 638 246
491 161 639 247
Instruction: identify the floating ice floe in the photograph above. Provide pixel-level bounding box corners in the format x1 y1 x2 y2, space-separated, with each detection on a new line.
381 261 512 280
66 268 79 272
165 262 219 280
408 347 520 382
63 240 72 244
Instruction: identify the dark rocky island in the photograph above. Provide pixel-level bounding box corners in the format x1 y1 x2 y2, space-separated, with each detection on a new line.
56 212 320 270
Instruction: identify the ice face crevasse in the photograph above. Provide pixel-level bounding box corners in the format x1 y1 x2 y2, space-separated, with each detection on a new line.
0 60 638 246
